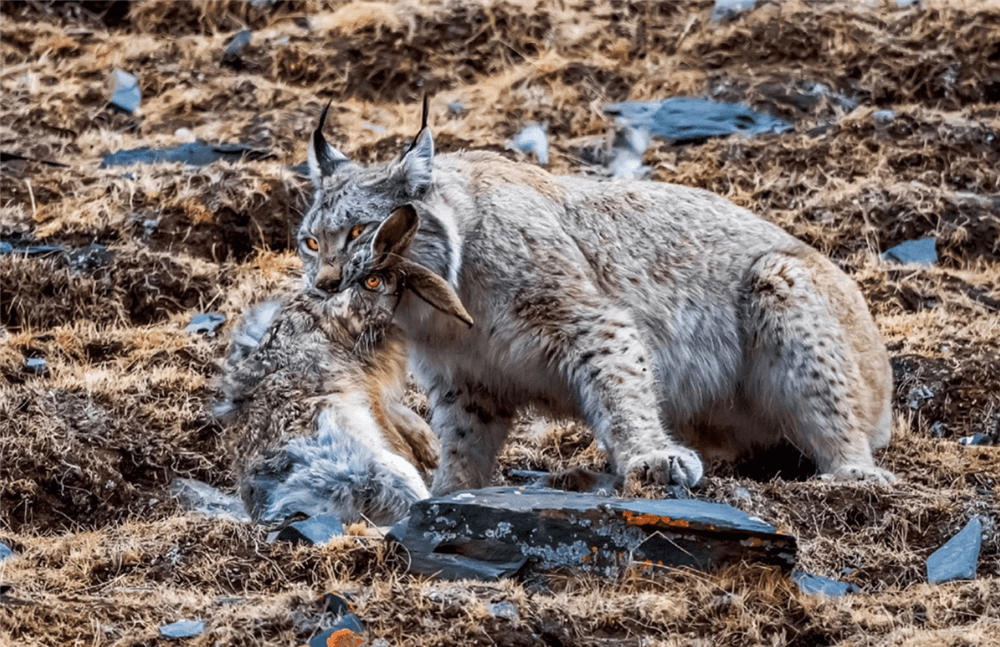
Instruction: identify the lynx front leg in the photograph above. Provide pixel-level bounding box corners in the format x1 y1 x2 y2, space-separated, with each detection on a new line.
559 305 704 489
424 376 515 495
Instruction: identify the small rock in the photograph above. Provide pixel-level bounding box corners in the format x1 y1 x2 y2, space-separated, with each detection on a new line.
882 237 937 265
608 119 651 180
66 243 113 274
872 109 897 124
174 128 196 143
712 0 756 22
929 422 947 438
486 601 519 620
507 124 549 165
222 29 252 68
791 570 858 597
159 619 205 639
308 614 365 647
24 357 47 374
605 98 792 144
186 312 226 337
0 541 15 561
170 478 250 521
109 69 141 114
269 514 344 546
101 142 270 168
323 591 354 616
958 434 993 446
732 486 752 502
448 101 464 116
907 385 935 410
927 516 983 584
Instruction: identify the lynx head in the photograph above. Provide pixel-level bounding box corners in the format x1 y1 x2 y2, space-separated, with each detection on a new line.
299 99 457 296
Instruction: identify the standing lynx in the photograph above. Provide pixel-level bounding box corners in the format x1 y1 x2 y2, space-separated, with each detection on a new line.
298 104 894 494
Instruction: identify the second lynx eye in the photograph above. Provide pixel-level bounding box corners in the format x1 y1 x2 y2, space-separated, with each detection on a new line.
365 275 382 289
349 224 366 240
304 237 319 251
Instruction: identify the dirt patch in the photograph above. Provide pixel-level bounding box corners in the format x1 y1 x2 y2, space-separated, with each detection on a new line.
2 1 999 645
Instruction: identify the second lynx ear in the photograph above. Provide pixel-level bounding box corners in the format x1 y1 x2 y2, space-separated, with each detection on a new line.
372 205 420 263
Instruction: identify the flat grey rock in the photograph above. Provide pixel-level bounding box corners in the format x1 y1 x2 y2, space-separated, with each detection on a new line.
0 541 14 561
24 357 47 374
185 312 227 336
792 570 858 597
169 478 250 521
270 514 344 546
308 614 365 647
101 141 270 168
958 434 993 446
605 98 792 144
712 0 756 22
110 69 141 114
389 487 796 581
159 619 205 639
882 237 937 265
507 124 549 165
927 516 983 584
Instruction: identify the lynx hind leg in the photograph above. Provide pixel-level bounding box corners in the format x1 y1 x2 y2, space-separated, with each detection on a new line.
743 249 895 484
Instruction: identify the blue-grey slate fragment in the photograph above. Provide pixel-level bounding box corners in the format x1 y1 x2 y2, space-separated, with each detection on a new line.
712 0 756 22
323 591 354 616
605 98 792 144
222 29 252 67
927 516 983 584
271 514 344 546
507 124 549 165
958 434 993 446
101 141 270 168
186 313 226 336
882 237 937 265
159 619 205 639
389 487 796 581
24 357 47 374
0 541 14 561
110 69 141 114
308 614 365 647
792 570 858 597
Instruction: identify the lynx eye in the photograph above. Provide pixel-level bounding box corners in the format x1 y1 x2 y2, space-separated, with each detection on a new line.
304 237 319 252
348 224 366 241
364 275 382 289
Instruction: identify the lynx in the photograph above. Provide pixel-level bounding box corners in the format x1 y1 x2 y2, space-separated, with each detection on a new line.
297 103 894 494
216 205 472 524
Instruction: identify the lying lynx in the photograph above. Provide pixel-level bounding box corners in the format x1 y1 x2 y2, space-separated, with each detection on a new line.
216 205 472 524
298 104 894 493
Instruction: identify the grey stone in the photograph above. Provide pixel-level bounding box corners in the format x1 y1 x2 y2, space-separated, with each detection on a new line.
927 517 983 584
507 124 549 165
24 357 47 374
486 601 520 620
0 541 14 561
323 591 354 616
882 237 937 265
101 141 270 169
958 434 993 446
169 477 250 521
222 29 252 67
159 619 205 639
109 69 141 114
712 0 756 22
606 98 792 145
308 614 365 647
270 514 344 546
872 109 897 123
389 487 796 581
185 312 227 337
792 570 858 597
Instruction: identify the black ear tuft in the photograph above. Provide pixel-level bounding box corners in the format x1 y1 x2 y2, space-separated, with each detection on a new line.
308 100 350 184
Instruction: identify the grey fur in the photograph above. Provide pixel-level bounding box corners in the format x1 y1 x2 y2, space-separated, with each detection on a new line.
300 115 895 494
216 207 465 524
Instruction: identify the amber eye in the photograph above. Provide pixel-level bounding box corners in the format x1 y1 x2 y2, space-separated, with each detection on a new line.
304 237 319 252
349 224 366 240
364 275 382 289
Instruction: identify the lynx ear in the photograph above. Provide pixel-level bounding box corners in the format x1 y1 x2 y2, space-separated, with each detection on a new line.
400 127 434 196
402 260 474 327
371 205 419 263
308 101 350 185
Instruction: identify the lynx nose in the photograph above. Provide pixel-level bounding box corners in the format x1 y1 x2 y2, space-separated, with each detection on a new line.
313 265 342 294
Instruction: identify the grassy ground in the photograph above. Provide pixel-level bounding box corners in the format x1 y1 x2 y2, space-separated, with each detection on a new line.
2 1 999 645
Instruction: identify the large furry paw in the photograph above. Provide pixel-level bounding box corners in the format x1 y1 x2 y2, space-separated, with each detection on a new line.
625 447 704 489
827 464 897 484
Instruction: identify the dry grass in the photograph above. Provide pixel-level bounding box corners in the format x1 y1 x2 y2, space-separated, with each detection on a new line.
2 1 999 645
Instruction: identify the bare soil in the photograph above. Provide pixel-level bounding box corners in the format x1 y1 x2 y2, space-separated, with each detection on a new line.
1 1 999 645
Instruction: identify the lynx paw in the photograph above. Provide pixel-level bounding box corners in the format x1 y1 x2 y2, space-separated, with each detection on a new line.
625 447 704 489
827 464 897 484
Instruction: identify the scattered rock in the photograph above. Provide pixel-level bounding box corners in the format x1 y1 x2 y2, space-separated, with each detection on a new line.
712 0 756 22
486 601 520 620
0 150 68 168
882 237 937 265
958 434 993 446
169 478 250 521
24 357 47 375
929 421 947 438
608 120 651 180
792 570 858 597
927 516 983 584
109 69 141 115
159 619 205 639
100 142 271 168
605 98 792 144
323 591 354 616
222 29 252 68
448 100 464 116
872 109 897 123
389 487 796 581
732 486 753 502
507 124 549 165
268 514 344 546
308 614 365 647
185 312 226 337
0 541 14 561
66 244 113 274
907 385 935 410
